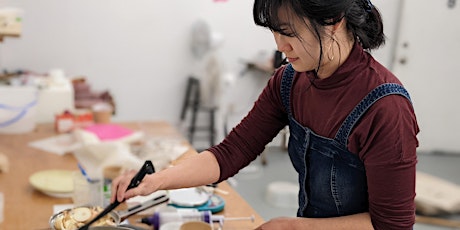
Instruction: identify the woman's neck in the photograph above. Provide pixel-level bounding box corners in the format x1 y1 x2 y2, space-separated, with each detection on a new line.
316 33 355 79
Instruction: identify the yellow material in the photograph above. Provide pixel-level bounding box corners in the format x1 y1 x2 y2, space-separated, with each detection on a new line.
0 152 8 173
29 169 74 194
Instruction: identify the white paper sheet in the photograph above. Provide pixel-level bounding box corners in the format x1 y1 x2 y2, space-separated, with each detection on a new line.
29 133 81 156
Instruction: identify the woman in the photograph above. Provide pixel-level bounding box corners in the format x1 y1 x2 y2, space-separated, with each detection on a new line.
111 0 419 229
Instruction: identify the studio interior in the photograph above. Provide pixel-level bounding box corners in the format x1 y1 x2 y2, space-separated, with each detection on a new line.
0 1 459 229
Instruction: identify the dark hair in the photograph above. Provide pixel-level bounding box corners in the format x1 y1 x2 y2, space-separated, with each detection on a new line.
253 0 385 50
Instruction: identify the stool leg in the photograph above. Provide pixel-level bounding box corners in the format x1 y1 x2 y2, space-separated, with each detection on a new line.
280 126 288 151
260 149 268 166
209 109 215 146
189 103 198 144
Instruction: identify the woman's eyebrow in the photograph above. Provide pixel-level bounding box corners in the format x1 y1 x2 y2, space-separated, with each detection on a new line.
278 23 293 30
278 21 290 26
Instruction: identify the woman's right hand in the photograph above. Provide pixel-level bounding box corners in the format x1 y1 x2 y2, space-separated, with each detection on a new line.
110 169 161 203
110 151 220 203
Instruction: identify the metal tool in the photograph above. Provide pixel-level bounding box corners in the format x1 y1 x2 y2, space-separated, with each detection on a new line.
77 160 155 230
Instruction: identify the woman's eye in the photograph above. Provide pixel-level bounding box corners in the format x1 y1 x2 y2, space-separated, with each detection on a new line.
272 28 296 38
280 31 296 37
278 28 296 37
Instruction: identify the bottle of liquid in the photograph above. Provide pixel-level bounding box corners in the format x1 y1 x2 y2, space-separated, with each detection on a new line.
142 210 212 230
141 209 255 229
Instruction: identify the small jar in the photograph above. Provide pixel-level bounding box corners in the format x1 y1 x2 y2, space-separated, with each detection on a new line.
102 166 122 206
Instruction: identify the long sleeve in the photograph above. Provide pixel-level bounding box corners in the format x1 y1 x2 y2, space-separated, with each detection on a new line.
208 68 289 182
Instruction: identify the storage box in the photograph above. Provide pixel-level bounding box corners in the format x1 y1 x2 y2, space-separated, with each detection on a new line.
0 7 23 37
54 109 94 133
36 70 75 123
0 86 37 133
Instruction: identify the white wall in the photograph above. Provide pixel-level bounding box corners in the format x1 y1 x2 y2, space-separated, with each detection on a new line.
391 0 460 152
0 0 274 123
0 0 404 145
369 0 402 69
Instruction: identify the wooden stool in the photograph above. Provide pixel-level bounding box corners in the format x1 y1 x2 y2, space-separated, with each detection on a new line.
180 76 218 150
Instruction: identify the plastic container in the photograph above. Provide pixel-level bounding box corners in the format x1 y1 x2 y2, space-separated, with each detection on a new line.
0 86 38 134
71 171 103 207
92 102 113 124
36 69 74 123
145 210 212 230
265 181 299 208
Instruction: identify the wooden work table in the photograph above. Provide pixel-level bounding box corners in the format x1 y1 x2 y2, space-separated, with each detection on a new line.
0 121 264 229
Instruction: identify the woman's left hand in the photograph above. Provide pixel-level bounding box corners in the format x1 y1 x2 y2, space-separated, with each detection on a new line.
255 217 298 230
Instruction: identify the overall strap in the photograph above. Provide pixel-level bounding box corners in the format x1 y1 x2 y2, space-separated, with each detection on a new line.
335 83 412 146
281 64 295 116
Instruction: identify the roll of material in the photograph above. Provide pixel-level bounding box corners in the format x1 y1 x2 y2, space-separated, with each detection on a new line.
265 181 298 208
0 86 37 133
0 192 3 223
0 152 9 173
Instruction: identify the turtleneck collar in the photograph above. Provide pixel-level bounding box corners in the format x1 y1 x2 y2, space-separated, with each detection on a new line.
307 42 369 89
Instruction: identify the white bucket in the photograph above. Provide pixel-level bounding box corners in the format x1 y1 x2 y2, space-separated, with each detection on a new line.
265 181 299 208
0 86 38 134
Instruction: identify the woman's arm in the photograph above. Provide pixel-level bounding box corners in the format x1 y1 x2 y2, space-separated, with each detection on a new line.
111 150 220 202
256 212 374 230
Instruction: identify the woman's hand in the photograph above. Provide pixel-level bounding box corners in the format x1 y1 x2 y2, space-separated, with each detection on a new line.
109 150 220 203
255 217 298 230
256 213 374 230
110 169 161 203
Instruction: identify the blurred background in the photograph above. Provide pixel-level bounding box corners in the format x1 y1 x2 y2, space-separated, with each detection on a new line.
2 0 457 151
1 0 457 153
0 0 419 146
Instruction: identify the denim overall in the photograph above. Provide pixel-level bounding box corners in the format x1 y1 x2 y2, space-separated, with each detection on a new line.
281 64 411 218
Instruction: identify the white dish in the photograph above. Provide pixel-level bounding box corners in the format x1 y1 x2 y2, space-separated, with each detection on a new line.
169 187 211 207
29 169 74 197
41 190 73 198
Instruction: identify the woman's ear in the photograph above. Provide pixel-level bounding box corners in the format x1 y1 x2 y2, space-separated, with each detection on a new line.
332 18 345 33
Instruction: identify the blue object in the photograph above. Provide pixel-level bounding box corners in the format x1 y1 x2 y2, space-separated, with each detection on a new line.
169 194 225 213
0 97 37 128
77 163 97 183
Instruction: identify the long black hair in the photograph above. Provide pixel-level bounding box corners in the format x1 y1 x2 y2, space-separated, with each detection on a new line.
253 0 385 50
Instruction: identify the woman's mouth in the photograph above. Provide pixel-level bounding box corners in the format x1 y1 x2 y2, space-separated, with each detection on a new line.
287 57 298 63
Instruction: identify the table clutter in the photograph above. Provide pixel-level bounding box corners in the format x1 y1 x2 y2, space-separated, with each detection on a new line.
50 206 118 230
29 169 74 198
416 171 460 216
0 85 37 134
0 68 116 136
0 122 264 229
76 160 155 230
142 208 255 230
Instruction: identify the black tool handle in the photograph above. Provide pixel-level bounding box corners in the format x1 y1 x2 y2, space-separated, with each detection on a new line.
78 160 155 230
127 160 155 190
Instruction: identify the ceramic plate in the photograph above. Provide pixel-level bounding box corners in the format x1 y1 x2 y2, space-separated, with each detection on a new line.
168 187 211 207
41 190 73 198
29 169 74 196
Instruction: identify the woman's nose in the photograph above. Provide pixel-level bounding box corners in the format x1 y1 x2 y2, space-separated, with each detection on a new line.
274 33 292 53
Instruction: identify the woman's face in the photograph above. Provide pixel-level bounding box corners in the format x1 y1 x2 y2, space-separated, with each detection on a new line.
272 8 323 72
